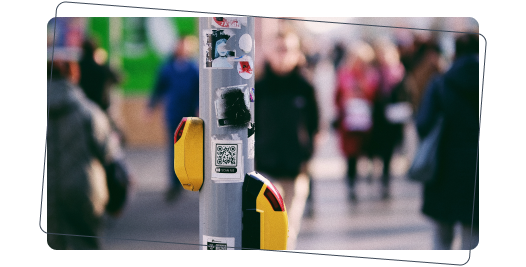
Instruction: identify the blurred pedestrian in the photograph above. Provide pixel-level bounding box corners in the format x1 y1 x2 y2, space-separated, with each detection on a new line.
369 39 406 199
331 41 346 69
79 39 119 112
255 29 319 250
402 38 443 113
47 53 129 249
415 34 479 250
334 41 380 202
146 36 199 202
390 37 444 165
78 39 125 144
300 38 321 83
394 29 416 75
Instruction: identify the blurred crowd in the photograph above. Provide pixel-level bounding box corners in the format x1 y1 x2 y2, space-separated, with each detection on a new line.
46 17 479 251
254 20 478 250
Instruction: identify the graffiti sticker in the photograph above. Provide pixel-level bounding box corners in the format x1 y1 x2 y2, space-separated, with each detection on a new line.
203 29 236 69
214 85 251 127
235 55 254 79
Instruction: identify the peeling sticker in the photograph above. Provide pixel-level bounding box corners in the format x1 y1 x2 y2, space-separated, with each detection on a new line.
212 17 241 29
244 87 251 109
214 85 251 127
236 56 254 80
203 29 236 69
248 135 255 159
248 123 255 138
211 139 243 182
239 34 252 53
248 123 255 159
203 235 235 250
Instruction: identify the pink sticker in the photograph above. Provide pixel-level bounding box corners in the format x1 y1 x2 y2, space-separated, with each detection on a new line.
212 17 241 29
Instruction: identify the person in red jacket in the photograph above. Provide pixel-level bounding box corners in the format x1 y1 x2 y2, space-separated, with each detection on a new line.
334 41 380 202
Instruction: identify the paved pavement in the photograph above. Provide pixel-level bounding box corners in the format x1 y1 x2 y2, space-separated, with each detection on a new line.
100 130 450 250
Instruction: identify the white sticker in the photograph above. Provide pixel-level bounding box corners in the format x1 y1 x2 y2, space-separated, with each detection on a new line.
211 139 244 182
203 235 235 250
236 55 254 80
212 17 242 29
239 34 252 53
248 135 255 159
203 29 236 69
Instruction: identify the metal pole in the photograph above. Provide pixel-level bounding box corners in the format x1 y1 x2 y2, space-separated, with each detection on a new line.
199 17 255 250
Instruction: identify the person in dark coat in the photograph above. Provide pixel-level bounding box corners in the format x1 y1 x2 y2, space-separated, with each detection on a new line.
47 56 128 249
255 30 319 249
78 39 125 145
79 39 120 112
415 34 479 250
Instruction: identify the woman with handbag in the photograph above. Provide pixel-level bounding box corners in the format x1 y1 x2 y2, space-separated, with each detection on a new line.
415 34 479 250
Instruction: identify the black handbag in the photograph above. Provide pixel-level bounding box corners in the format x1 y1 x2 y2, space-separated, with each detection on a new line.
408 115 443 183
408 78 445 184
105 160 130 214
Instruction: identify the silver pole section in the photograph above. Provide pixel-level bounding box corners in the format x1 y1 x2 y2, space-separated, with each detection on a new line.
199 17 255 250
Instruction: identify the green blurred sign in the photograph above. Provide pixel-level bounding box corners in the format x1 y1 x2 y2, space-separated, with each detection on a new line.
87 17 197 96
86 17 110 53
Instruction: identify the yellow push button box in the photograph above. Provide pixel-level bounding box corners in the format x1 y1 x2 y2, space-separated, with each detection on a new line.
174 117 203 191
242 171 288 250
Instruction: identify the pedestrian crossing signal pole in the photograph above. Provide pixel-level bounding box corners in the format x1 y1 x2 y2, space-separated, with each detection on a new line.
198 16 256 250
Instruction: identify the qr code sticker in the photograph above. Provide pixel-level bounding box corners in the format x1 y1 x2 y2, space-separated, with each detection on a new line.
216 144 237 166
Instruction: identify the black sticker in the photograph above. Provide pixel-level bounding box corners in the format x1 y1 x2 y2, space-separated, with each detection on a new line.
216 88 251 126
